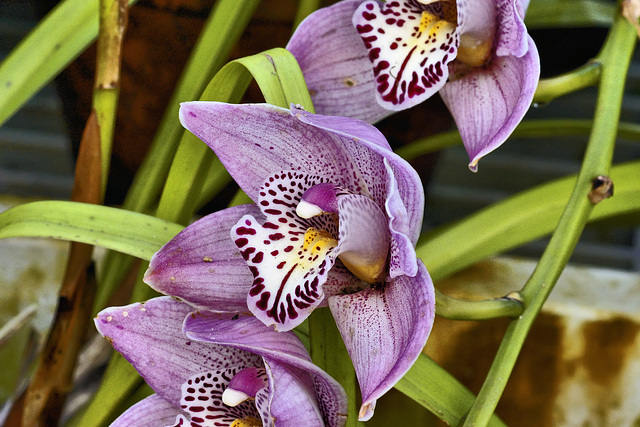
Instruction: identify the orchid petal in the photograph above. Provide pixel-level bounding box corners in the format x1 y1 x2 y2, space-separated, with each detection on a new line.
286 0 390 123
110 394 181 427
94 297 262 407
259 359 327 427
328 262 435 421
334 194 389 283
232 172 340 331
184 312 348 427
353 0 458 110
144 204 260 313
180 102 370 203
440 37 539 171
495 0 530 57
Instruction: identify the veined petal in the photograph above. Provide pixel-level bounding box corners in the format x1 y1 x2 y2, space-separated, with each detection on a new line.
328 262 435 421
440 37 539 171
232 172 340 331
259 359 326 427
184 312 348 427
144 204 260 313
180 102 371 203
495 0 530 57
94 297 262 407
286 0 391 123
353 0 458 110
334 194 389 283
110 394 181 427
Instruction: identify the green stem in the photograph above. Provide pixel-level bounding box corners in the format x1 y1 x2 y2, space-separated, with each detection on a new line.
93 0 127 198
533 61 602 105
435 289 523 320
462 10 637 427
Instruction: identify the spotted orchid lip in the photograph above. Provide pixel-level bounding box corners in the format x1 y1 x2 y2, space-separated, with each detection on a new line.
353 0 458 110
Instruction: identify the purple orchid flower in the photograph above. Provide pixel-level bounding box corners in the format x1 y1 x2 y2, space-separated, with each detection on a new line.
143 102 435 420
286 0 540 171
94 296 348 427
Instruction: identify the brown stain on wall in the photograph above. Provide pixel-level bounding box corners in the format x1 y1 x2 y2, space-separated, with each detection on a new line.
581 317 639 387
426 313 565 427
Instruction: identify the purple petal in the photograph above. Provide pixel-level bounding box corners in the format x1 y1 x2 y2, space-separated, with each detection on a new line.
352 1 458 110
144 204 260 312
259 360 327 427
334 194 389 283
495 0 530 58
440 36 539 171
328 262 435 421
94 297 262 407
110 394 181 427
286 0 391 123
179 102 382 204
184 312 348 427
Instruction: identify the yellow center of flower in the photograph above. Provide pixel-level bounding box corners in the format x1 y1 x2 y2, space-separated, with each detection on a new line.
301 227 338 262
230 416 262 427
457 33 493 67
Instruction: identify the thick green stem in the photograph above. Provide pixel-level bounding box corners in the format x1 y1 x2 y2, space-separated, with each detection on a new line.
435 289 523 320
462 10 637 427
533 61 602 105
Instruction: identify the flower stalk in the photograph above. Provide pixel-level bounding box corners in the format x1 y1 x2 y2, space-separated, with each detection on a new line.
461 8 638 426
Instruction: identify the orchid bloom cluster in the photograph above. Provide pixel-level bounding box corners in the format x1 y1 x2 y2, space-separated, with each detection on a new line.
139 102 435 421
96 1 542 424
287 0 540 171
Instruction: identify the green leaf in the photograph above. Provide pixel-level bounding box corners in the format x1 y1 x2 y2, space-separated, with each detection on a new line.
0 201 182 261
0 0 137 127
525 0 615 28
395 354 506 426
419 161 640 282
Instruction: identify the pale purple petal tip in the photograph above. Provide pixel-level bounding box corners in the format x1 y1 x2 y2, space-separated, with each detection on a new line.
328 262 435 421
440 36 540 171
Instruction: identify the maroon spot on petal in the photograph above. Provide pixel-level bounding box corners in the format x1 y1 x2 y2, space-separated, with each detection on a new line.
356 24 373 34
256 292 271 310
263 222 279 229
368 47 381 61
235 238 248 248
269 233 285 241
249 283 265 296
284 246 294 252
252 252 264 263
362 11 376 20
386 18 396 24
235 227 256 236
